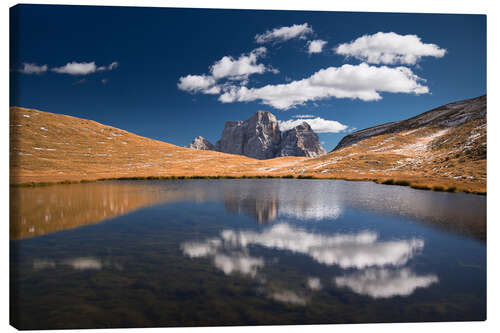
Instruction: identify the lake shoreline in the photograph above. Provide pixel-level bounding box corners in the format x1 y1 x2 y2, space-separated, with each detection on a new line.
10 174 487 195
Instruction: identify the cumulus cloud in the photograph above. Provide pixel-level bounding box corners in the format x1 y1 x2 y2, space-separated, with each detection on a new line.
178 48 276 95
19 63 48 74
177 74 220 94
335 32 446 65
219 62 428 109
334 268 438 298
52 61 118 75
255 23 313 44
279 117 348 133
210 47 273 80
307 40 327 54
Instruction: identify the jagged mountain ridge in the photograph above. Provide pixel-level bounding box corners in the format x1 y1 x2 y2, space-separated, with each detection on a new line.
189 136 215 150
190 110 326 159
334 95 486 151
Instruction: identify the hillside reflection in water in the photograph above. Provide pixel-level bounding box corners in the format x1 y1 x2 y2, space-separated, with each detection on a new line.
10 179 486 329
11 179 486 240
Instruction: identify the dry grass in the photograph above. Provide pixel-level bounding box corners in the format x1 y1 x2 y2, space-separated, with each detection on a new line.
10 106 486 194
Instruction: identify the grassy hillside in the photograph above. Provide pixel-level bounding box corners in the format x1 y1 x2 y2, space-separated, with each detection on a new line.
10 106 486 193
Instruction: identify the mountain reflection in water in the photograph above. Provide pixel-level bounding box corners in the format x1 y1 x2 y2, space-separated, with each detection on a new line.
10 179 486 328
11 179 486 241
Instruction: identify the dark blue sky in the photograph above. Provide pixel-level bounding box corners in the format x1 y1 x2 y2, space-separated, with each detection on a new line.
10 4 486 151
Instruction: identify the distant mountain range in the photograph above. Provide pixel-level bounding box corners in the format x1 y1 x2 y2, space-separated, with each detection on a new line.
9 95 486 193
189 110 326 159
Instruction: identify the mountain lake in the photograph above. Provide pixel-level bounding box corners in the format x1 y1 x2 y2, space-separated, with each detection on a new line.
10 179 486 329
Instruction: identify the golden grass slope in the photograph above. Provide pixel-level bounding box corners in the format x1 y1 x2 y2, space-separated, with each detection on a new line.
9 107 304 183
10 106 486 193
284 121 486 193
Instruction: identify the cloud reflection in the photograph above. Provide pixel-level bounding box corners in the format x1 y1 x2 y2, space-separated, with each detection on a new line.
213 253 264 277
270 290 307 306
334 268 438 298
221 223 423 269
181 222 436 301
181 240 264 277
306 277 322 290
32 257 121 271
278 203 342 221
64 257 102 270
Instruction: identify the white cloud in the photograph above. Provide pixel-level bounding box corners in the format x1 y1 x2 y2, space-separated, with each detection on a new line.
210 47 271 80
279 117 348 133
255 23 313 44
19 63 48 74
97 62 118 71
219 63 428 109
52 61 97 75
307 40 327 54
177 74 220 94
52 61 118 75
335 268 438 298
335 32 446 65
108 61 119 70
178 48 275 95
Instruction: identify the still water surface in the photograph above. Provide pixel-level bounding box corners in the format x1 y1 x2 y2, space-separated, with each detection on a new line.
10 179 486 329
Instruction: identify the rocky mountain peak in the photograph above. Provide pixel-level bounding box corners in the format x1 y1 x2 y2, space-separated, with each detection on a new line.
250 110 277 123
278 121 326 158
192 110 326 160
189 136 215 150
